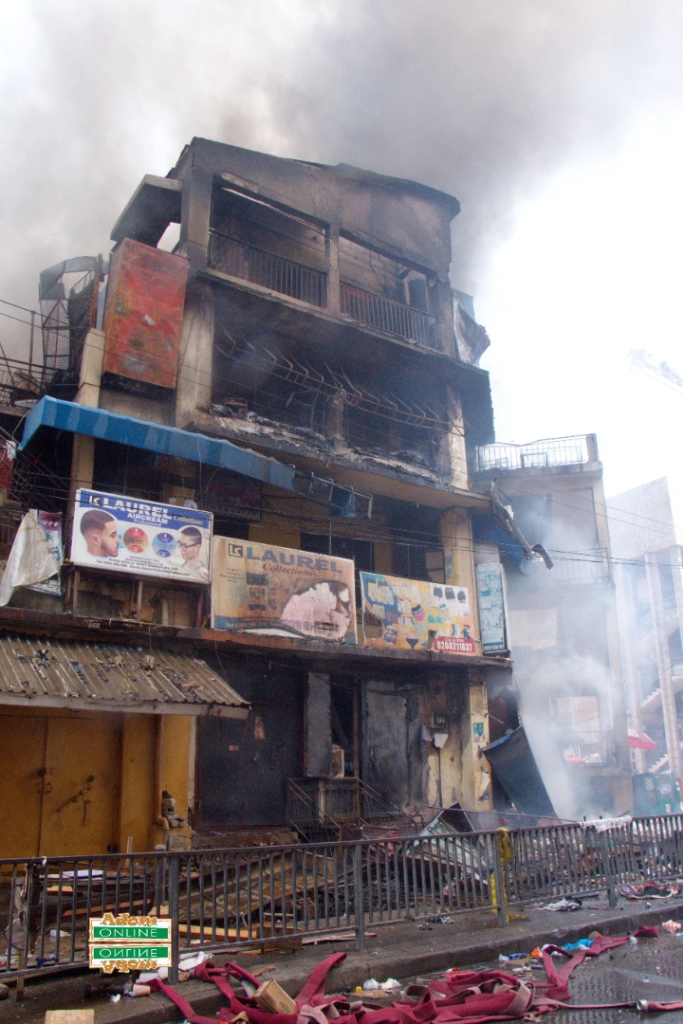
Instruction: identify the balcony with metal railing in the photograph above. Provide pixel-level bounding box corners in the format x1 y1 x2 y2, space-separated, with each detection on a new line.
208 231 328 307
340 281 442 350
207 231 443 352
551 548 612 584
474 435 599 473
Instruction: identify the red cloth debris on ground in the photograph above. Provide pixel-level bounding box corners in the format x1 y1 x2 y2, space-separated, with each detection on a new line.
148 926 683 1024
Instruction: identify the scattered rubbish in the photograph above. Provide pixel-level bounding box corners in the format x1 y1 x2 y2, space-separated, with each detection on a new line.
48 928 70 938
146 931 669 1023
426 914 451 924
498 953 527 962
177 950 207 973
139 966 169 982
380 979 401 990
543 898 582 912
562 938 594 951
629 936 638 945
619 882 681 900
417 924 433 931
662 919 681 934
255 979 298 1013
85 982 125 999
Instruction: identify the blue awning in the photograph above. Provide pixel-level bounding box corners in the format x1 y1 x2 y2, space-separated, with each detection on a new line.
20 397 371 516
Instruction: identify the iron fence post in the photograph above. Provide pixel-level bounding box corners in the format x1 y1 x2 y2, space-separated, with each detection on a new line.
491 833 508 927
596 830 617 908
353 842 365 951
168 854 180 983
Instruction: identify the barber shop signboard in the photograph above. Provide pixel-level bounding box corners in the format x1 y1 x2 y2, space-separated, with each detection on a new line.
71 489 213 583
211 537 357 644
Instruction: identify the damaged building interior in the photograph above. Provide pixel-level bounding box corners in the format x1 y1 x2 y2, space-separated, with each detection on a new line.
0 138 635 867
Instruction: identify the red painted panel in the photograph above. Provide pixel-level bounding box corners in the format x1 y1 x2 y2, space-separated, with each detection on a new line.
103 238 188 389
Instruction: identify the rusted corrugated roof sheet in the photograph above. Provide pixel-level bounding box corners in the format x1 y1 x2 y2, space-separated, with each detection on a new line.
0 635 249 718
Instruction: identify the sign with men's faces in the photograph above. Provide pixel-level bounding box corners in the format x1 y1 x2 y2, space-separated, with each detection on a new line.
71 489 213 583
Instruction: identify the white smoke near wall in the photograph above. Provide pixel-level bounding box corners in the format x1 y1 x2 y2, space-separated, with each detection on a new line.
514 647 621 821
505 487 629 821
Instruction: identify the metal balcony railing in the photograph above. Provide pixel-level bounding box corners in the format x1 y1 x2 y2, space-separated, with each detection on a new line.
340 281 442 350
0 357 43 407
208 232 327 307
551 548 612 584
475 435 599 473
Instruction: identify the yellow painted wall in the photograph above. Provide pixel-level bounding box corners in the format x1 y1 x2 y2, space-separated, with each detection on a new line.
119 715 156 852
156 715 193 825
440 508 481 656
249 522 301 548
0 706 194 857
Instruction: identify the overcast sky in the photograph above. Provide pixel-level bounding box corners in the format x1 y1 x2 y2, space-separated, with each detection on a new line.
3 0 683 506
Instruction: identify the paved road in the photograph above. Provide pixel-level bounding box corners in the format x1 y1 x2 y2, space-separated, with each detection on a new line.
441 931 683 1024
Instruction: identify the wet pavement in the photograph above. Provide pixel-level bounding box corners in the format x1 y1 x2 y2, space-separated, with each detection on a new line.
450 933 683 1024
2 894 683 1023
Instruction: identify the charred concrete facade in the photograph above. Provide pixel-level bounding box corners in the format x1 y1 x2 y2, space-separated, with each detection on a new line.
473 435 633 819
0 139 510 856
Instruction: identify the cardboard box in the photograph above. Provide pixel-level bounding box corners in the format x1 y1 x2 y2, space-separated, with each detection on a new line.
254 980 297 1014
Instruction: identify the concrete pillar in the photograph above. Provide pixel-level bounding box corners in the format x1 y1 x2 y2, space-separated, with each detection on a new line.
440 387 468 488
179 168 213 277
175 280 215 428
459 679 492 810
326 225 340 316
69 328 105 501
440 507 468 583
440 508 482 655
305 672 332 776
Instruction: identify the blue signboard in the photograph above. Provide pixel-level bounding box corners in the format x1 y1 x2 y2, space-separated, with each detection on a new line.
71 489 213 583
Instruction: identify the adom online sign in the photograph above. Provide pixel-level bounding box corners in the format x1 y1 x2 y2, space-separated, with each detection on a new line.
88 914 173 972
71 488 213 583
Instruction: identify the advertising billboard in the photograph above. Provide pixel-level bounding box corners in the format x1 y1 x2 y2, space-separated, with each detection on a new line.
211 538 357 643
360 572 476 655
476 562 508 654
71 489 213 583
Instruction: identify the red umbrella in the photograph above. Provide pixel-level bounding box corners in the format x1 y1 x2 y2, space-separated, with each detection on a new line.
628 727 656 750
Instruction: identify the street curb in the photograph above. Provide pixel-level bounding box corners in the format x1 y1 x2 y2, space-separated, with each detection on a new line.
84 898 683 1024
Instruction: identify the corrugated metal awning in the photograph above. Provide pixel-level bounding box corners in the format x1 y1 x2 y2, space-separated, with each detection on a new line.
0 635 250 719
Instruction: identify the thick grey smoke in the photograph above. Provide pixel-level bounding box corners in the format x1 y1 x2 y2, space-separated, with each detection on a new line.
3 0 683 337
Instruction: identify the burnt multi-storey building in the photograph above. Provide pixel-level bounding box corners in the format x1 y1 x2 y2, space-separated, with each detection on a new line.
0 139 513 856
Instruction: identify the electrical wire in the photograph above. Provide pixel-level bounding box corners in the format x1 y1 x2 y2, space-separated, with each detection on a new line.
4 295 683 565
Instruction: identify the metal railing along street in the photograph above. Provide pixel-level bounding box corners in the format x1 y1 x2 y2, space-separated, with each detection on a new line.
2 813 682 983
